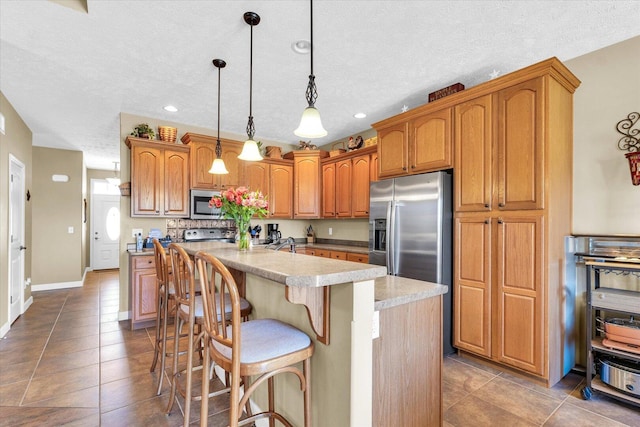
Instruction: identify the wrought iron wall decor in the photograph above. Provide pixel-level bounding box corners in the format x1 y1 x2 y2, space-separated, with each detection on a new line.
616 112 640 186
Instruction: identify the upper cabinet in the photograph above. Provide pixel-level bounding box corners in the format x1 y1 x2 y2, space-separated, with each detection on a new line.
285 150 329 219
127 137 190 217
244 159 293 219
321 146 376 219
375 107 453 179
181 133 243 190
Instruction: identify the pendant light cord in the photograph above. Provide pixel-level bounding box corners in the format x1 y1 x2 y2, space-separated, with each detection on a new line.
246 21 255 140
310 0 314 76
216 62 222 158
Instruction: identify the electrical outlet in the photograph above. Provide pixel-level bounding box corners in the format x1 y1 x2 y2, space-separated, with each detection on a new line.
372 310 380 339
328 227 333 236
132 228 143 238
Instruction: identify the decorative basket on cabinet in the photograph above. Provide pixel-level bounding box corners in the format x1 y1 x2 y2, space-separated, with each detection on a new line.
158 126 177 143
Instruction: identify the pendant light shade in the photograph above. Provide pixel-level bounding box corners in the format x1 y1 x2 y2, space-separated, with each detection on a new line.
209 58 229 175
294 0 327 138
239 12 263 162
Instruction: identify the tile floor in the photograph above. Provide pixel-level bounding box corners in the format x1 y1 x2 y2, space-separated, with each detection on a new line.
0 269 638 426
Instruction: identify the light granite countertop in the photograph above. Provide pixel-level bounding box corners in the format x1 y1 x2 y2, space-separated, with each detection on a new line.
374 275 448 311
177 241 386 287
130 243 447 308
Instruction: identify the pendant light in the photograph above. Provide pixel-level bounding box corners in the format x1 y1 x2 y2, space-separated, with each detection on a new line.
294 0 327 138
106 161 121 186
209 58 230 174
238 11 263 161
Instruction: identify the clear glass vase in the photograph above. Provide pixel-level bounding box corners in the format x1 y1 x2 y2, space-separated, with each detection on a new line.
236 218 250 251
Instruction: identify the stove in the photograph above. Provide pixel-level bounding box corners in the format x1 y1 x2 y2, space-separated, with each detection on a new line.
183 228 235 243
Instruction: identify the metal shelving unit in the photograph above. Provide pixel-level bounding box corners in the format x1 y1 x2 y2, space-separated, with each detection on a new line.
582 256 640 406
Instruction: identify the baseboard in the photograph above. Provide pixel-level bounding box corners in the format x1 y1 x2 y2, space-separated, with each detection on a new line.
23 296 33 312
118 311 130 321
31 280 83 292
0 321 9 338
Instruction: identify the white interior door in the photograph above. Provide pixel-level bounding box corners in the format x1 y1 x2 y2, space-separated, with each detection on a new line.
91 191 120 270
9 155 26 324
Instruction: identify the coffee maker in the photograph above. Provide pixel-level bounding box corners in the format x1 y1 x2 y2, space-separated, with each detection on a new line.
266 223 281 244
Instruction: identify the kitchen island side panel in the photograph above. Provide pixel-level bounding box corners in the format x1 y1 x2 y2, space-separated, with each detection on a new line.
244 275 360 427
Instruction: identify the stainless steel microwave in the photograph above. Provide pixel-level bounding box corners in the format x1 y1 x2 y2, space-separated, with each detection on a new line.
190 189 222 219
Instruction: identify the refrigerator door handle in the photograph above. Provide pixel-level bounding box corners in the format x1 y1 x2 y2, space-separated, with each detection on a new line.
387 200 395 275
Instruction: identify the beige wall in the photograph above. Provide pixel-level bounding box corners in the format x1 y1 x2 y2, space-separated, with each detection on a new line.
0 91 33 330
567 35 640 235
32 147 84 285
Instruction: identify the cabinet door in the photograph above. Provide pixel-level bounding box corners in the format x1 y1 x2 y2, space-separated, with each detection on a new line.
294 155 322 218
131 145 162 216
377 122 408 178
190 142 216 189
270 164 293 218
322 162 336 218
346 252 369 263
336 159 352 217
352 154 371 217
454 95 493 212
370 152 379 182
496 78 544 210
494 214 544 376
133 268 158 322
244 161 269 195
454 216 492 357
164 149 190 217
409 107 453 173
219 141 243 189
330 251 347 260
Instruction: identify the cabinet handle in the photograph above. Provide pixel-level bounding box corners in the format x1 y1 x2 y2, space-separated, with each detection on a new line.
497 218 503 224
498 203 505 208
484 203 490 208
156 210 160 214
484 219 490 224
411 165 415 169
402 167 407 171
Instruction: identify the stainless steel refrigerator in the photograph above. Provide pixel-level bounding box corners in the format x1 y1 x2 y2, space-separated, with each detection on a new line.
369 171 454 354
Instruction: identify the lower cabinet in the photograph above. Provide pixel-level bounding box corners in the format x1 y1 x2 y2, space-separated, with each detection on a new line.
300 248 368 263
454 212 545 377
130 254 157 330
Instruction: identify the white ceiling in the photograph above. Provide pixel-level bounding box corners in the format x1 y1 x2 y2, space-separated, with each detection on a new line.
1 1 639 170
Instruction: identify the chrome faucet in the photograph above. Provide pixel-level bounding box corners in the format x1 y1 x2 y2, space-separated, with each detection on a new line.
269 237 296 253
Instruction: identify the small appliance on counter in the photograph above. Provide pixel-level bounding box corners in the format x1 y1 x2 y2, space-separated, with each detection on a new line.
266 223 281 244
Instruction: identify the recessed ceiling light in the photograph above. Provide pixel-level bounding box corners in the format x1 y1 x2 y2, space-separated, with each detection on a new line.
354 112 367 119
163 105 178 112
291 40 311 54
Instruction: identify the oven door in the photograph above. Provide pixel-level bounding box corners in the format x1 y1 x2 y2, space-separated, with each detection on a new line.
190 190 222 219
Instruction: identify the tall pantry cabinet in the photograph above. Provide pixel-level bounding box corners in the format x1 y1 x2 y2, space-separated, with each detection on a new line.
453 59 580 386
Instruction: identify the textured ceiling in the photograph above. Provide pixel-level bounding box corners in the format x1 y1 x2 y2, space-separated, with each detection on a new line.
1 0 639 170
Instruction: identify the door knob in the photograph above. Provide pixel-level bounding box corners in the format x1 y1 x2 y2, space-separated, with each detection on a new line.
19 246 27 251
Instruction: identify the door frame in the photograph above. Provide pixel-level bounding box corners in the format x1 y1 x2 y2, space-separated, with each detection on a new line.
8 154 26 325
90 179 121 270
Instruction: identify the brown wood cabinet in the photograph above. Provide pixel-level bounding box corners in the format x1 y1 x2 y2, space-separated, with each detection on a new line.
269 162 294 218
127 137 190 217
450 58 580 387
375 107 453 179
346 252 369 263
285 150 329 218
181 133 243 190
321 162 336 217
243 159 293 219
301 247 368 263
321 146 376 219
129 253 157 330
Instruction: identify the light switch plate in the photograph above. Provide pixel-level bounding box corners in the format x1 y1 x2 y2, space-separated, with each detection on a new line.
68 226 74 234
132 228 143 238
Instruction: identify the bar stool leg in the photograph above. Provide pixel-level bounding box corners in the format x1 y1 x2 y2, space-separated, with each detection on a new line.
156 290 171 395
150 287 164 374
165 315 183 415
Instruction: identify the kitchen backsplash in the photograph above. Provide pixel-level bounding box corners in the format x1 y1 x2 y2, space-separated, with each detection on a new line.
166 218 235 242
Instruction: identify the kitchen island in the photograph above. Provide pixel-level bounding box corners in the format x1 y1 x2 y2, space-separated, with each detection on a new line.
178 241 446 426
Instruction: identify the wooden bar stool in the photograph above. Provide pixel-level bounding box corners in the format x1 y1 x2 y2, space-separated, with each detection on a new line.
165 244 252 426
195 251 314 427
149 238 176 395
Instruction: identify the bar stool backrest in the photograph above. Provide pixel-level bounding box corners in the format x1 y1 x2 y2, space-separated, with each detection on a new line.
168 243 197 323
